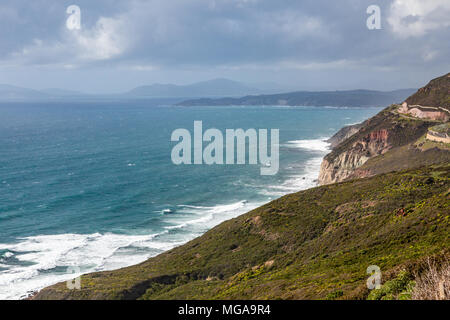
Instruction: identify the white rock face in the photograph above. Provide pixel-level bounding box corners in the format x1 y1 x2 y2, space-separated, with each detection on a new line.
318 129 391 185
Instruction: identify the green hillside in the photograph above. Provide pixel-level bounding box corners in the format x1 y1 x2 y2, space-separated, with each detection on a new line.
34 73 450 300
405 73 450 108
34 164 450 300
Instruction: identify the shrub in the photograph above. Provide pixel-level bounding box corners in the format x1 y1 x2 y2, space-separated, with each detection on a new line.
326 290 344 300
367 271 414 300
412 257 450 300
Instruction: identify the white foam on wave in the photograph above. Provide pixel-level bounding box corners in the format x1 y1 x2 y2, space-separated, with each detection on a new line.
0 200 261 300
261 157 324 197
179 201 248 214
262 138 330 197
168 200 259 232
2 252 14 259
0 232 183 300
0 137 331 300
282 138 330 152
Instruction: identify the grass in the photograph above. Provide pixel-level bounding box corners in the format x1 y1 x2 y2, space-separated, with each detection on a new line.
34 164 450 300
367 271 415 300
405 72 450 108
429 123 450 134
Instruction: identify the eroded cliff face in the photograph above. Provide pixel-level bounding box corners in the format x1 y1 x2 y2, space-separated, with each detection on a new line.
398 103 450 122
327 123 363 149
317 101 448 185
318 129 390 185
318 155 367 185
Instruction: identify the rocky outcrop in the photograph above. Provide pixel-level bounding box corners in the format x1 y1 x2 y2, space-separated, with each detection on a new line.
427 131 450 144
407 107 449 121
426 124 450 144
327 123 363 149
318 129 390 185
318 73 450 186
398 102 449 122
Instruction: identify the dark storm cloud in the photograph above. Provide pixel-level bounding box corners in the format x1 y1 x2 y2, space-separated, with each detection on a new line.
0 0 448 91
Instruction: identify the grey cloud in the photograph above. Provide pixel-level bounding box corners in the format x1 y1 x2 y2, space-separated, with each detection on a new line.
0 0 448 91
2 0 449 67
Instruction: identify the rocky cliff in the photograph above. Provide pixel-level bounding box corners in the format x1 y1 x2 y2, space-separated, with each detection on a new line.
318 73 450 185
398 104 449 122
326 123 363 149
319 128 390 184
427 123 450 144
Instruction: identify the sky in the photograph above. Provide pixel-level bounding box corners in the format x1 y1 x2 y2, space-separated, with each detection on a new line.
0 0 449 93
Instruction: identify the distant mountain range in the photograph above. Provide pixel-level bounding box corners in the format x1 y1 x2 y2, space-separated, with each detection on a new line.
39 88 85 97
0 84 50 100
0 84 90 101
0 79 416 108
178 89 417 108
125 78 260 98
0 79 261 102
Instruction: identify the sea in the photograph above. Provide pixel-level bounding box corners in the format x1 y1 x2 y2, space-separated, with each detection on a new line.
0 101 381 299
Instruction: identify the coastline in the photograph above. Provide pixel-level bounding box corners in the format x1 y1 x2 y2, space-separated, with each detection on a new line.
7 138 331 300
27 75 450 299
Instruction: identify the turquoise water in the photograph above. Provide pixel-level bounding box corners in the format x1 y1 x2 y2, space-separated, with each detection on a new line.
0 101 381 299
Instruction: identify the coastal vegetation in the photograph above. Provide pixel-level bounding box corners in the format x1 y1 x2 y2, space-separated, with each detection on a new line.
34 73 450 300
34 163 450 300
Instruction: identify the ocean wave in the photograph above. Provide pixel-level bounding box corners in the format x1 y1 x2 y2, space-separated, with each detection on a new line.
267 139 329 196
0 142 329 300
282 138 331 152
1 251 14 259
167 200 257 230
177 201 248 215
0 200 262 300
259 157 324 197
0 231 180 300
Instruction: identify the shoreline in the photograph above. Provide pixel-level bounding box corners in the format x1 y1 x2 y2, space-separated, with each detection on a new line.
6 138 330 300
